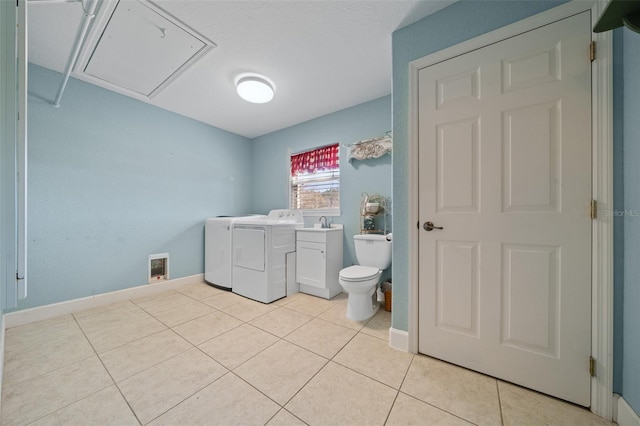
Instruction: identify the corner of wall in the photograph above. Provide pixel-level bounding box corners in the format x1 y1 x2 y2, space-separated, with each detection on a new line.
614 394 640 426
389 327 409 352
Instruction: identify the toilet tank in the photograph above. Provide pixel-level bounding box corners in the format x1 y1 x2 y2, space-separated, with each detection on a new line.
354 234 392 270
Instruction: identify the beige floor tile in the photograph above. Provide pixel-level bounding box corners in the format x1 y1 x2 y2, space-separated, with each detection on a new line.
282 294 335 317
1 356 113 426
200 291 245 309
2 285 606 425
29 385 138 426
3 316 95 386
498 381 614 426
148 298 215 327
329 292 348 302
131 290 179 304
272 292 306 306
401 355 502 426
133 291 195 314
333 333 413 389
118 347 227 424
74 303 166 353
149 373 280 426
361 308 391 340
281 292 317 304
250 306 313 337
317 296 368 331
4 315 74 354
220 298 279 322
267 408 307 426
72 300 139 320
235 340 327 405
176 282 224 300
286 361 397 426
387 392 474 425
198 323 279 370
285 318 356 359
99 329 192 382
172 310 242 345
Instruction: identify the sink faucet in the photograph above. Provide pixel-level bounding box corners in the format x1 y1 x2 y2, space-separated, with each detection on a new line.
319 216 327 228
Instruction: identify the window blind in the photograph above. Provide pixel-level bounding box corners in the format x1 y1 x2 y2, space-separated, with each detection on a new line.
290 144 340 210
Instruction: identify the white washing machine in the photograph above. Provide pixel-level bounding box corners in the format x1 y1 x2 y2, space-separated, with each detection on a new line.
232 209 304 303
204 215 265 290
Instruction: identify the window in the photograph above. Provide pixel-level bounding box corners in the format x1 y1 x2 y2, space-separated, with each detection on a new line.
290 143 340 213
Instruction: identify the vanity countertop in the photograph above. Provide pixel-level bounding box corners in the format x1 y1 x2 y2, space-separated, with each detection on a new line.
299 225 343 232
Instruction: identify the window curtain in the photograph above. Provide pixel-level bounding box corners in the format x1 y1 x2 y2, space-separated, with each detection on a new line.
291 143 339 176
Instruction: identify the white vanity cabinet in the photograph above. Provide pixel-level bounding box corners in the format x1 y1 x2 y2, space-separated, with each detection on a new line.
296 228 343 299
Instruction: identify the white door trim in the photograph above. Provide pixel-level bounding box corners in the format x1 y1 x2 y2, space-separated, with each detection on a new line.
407 0 613 418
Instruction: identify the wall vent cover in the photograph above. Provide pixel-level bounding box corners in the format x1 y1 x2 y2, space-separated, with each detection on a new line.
80 0 215 98
149 253 169 283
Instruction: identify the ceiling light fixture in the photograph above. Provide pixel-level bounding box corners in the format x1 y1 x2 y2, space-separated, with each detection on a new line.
235 75 275 104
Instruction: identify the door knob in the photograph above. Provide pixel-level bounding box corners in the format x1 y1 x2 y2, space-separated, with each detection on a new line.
423 221 443 231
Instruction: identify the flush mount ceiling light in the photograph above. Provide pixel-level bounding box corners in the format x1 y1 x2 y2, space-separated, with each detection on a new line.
235 74 275 104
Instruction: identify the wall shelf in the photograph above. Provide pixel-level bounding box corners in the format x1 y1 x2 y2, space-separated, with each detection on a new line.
360 193 389 235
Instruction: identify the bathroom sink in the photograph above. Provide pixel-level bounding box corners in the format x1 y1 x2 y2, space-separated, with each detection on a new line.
302 224 343 232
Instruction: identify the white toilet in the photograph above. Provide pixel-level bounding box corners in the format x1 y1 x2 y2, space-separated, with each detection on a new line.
339 234 392 321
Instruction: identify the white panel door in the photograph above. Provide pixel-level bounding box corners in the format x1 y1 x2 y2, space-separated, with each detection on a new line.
418 12 592 406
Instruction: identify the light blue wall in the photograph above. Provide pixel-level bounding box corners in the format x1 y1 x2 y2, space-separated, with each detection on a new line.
17 64 253 310
391 0 565 331
620 26 640 415
20 66 391 310
251 96 392 267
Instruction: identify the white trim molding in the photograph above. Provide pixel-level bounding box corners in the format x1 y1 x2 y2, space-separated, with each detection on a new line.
0 313 5 404
389 327 409 352
590 0 615 419
3 274 204 329
407 0 613 418
614 394 640 426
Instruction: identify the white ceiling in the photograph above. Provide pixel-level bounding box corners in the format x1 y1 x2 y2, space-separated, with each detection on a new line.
28 0 454 138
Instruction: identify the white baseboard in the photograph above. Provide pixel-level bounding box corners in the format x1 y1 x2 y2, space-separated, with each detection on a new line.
389 327 409 352
3 274 205 329
0 313 5 403
614 394 640 426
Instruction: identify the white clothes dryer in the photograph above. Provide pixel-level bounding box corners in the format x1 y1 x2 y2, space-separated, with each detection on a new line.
204 215 265 290
232 210 304 303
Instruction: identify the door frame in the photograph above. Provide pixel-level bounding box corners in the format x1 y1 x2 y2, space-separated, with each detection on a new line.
406 0 614 418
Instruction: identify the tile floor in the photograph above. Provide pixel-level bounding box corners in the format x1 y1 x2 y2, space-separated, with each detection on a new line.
1 282 615 425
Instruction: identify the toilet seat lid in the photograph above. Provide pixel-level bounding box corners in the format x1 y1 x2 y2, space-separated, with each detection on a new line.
340 265 380 281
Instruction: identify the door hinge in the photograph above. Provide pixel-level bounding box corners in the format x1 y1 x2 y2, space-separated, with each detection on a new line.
590 41 596 62
591 199 598 220
589 356 596 377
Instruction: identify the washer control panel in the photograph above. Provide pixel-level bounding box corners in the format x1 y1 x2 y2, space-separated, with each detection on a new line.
267 209 304 223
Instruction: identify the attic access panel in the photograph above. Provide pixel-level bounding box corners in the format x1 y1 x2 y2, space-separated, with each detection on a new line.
83 0 215 98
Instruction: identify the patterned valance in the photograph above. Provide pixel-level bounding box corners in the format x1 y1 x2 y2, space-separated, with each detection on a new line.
291 143 339 176
348 136 392 161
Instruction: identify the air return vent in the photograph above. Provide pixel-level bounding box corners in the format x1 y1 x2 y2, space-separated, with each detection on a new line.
149 253 169 283
80 0 215 98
